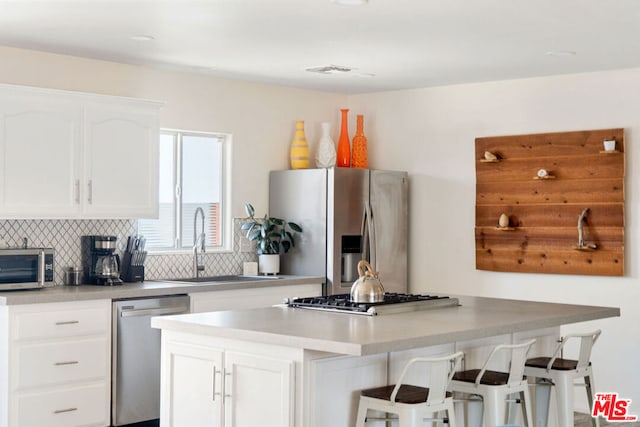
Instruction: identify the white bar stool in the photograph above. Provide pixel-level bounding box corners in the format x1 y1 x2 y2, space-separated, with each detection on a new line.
448 339 536 427
355 351 463 426
524 329 601 427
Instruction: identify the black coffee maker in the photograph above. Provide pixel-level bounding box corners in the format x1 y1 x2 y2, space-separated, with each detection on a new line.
81 235 123 286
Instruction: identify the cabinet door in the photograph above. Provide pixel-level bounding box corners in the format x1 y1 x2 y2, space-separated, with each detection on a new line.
0 91 82 218
224 351 294 427
161 340 223 427
83 103 159 218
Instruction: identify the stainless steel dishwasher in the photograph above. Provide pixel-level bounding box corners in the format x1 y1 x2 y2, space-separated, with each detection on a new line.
112 295 190 426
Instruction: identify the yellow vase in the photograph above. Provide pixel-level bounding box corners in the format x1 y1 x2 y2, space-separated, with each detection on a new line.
290 120 310 169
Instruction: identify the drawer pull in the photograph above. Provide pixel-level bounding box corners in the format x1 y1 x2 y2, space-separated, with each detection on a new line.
54 360 79 366
55 320 80 326
53 407 78 414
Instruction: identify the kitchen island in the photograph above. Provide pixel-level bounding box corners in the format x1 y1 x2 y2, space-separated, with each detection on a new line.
151 295 619 427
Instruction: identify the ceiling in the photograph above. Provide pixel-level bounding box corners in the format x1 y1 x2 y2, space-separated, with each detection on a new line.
1 0 639 94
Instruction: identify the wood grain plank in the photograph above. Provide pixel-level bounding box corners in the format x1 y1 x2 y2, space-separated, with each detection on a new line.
476 248 623 276
476 153 624 182
476 128 624 160
475 204 624 228
476 178 623 205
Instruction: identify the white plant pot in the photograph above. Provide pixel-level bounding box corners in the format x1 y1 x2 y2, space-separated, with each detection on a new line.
258 254 280 275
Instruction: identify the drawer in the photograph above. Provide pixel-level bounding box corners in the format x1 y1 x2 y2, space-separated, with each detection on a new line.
16 337 109 389
15 382 109 427
12 300 110 341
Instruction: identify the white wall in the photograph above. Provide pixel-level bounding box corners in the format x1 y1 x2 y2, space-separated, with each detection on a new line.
0 46 347 217
348 69 640 410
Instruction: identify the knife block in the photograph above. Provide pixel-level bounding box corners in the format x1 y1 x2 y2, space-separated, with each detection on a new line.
120 251 145 282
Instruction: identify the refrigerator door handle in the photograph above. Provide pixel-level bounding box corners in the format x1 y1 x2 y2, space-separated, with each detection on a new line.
366 202 377 269
361 207 370 262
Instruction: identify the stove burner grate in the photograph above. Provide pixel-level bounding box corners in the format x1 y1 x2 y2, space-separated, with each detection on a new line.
287 293 458 315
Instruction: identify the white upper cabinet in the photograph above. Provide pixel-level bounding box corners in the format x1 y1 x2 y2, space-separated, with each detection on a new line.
83 103 159 218
0 84 162 219
0 90 82 217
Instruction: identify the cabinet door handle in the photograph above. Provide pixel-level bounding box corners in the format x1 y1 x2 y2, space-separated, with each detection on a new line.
213 369 221 401
87 180 93 204
54 361 79 366
53 407 78 414
224 372 232 398
55 320 79 326
74 179 80 204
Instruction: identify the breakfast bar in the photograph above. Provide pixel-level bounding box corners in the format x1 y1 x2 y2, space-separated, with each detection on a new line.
151 295 620 427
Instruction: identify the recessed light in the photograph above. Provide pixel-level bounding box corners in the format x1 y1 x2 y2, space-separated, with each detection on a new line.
331 0 368 5
546 50 576 57
129 35 155 42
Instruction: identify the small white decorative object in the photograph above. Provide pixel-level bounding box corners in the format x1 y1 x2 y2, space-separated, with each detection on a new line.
603 139 616 151
537 168 549 178
315 122 337 168
243 261 258 276
484 151 498 161
498 213 509 228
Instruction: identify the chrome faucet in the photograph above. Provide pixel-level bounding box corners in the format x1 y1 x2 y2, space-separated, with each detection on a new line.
193 207 206 278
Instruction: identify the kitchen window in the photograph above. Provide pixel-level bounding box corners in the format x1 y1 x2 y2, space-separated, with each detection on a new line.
138 130 231 252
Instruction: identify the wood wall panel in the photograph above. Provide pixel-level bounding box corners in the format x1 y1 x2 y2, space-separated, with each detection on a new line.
475 128 625 276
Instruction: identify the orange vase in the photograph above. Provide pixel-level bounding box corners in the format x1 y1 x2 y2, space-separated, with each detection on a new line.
336 109 351 167
351 115 368 168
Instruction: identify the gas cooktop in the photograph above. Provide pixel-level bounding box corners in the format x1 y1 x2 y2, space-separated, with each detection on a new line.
286 293 459 316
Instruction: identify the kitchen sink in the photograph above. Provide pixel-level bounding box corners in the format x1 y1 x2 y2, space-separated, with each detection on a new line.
166 275 281 284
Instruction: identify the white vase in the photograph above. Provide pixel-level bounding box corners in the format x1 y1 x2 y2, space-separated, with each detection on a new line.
315 122 336 168
258 254 280 275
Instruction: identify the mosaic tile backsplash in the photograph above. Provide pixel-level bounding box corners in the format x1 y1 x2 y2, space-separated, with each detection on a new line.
0 218 257 285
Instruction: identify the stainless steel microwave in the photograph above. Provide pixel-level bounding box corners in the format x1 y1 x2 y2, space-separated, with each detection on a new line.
0 248 55 291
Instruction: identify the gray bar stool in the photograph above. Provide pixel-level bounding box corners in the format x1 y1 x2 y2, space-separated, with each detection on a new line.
448 339 536 427
355 351 463 426
524 329 601 427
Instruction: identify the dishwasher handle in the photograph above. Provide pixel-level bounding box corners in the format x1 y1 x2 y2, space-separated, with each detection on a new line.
120 305 189 318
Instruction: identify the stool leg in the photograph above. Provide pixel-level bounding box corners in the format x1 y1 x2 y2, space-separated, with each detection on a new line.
482 388 507 427
445 400 457 427
355 401 368 427
554 372 575 427
585 373 600 427
534 378 552 427
467 395 484 427
521 386 534 427
398 407 420 427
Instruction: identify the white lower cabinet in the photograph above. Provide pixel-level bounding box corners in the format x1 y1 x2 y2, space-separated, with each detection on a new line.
161 334 294 427
15 382 109 427
162 340 224 427
0 299 111 427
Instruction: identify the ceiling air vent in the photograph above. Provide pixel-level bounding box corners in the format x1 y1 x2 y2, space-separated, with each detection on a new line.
305 64 354 75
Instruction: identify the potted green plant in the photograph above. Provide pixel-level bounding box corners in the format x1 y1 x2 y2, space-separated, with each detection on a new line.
241 203 303 274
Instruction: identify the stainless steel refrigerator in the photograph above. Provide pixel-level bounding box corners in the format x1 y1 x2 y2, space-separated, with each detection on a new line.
269 168 408 295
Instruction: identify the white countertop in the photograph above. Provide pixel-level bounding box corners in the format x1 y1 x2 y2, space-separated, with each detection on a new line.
0 276 324 305
151 295 620 356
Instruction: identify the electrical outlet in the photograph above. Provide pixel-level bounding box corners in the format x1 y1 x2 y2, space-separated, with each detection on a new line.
239 235 255 253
